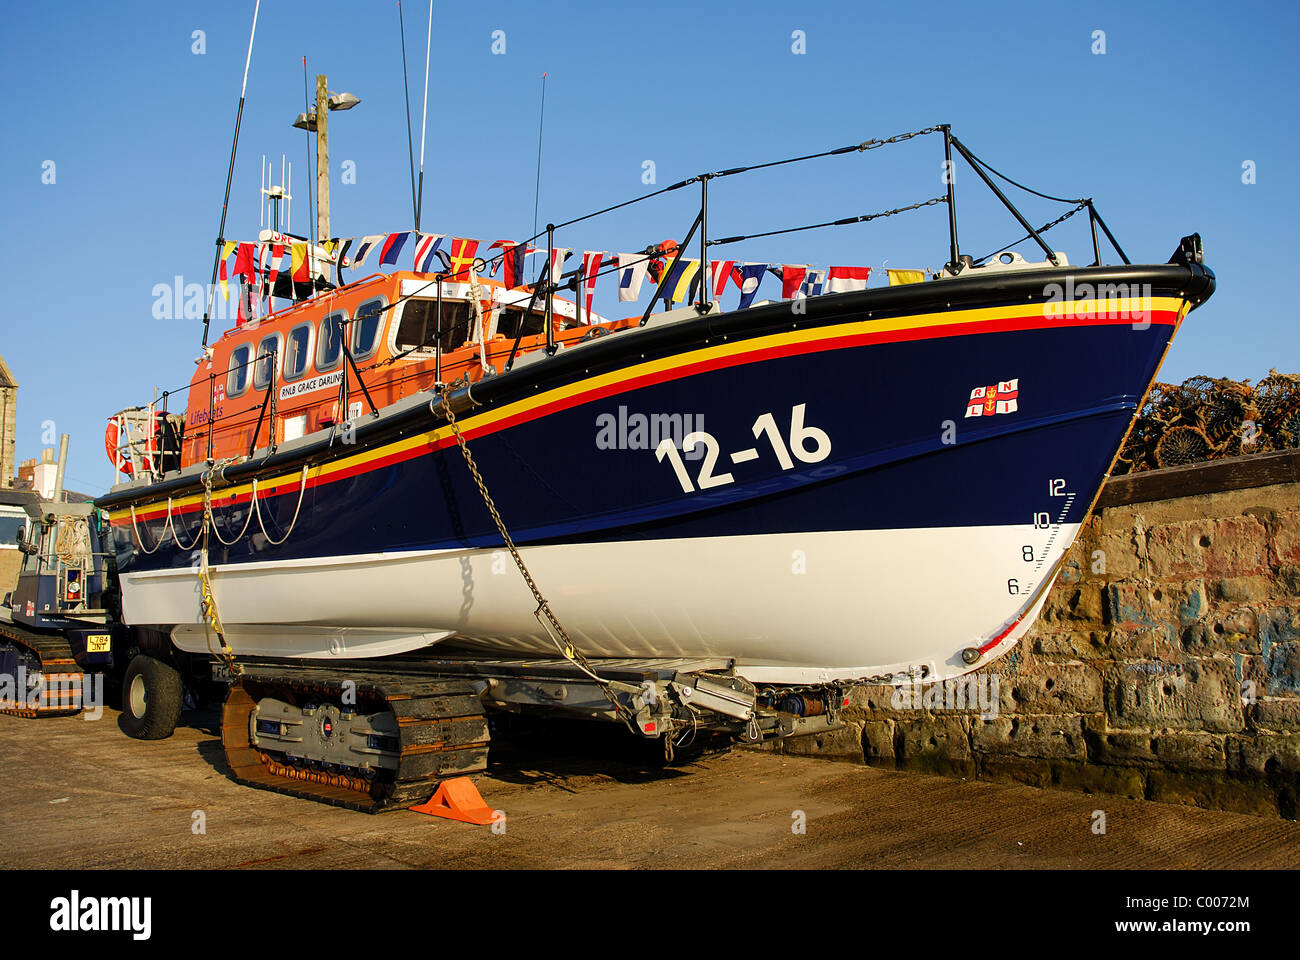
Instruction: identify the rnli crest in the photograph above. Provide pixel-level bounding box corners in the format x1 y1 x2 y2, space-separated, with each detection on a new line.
965 379 1019 417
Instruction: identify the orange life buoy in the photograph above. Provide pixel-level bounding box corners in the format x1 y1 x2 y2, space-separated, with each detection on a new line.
105 417 130 474
104 413 157 475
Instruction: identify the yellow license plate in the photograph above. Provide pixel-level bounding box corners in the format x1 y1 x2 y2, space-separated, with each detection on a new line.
86 634 112 653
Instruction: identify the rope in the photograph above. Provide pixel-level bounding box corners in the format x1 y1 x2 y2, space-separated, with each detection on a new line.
124 460 305 679
252 466 310 546
54 517 91 567
708 197 947 246
169 499 206 552
467 264 494 373
198 463 241 678
207 486 257 546
129 504 166 555
433 390 640 732
973 201 1088 265
704 124 943 180
963 148 1084 205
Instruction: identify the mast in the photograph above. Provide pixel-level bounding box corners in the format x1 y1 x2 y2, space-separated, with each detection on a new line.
316 74 330 244
201 0 262 347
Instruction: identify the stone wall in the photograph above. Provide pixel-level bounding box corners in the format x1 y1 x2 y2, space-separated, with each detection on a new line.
778 451 1300 819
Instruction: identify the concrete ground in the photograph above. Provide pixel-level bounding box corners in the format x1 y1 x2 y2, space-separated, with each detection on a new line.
2 707 1298 869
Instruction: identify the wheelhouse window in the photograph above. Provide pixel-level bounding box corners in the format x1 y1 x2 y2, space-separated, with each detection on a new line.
284 322 312 381
317 311 345 372
429 301 474 352
352 298 386 361
228 344 252 397
393 299 438 354
253 334 283 391
495 305 546 342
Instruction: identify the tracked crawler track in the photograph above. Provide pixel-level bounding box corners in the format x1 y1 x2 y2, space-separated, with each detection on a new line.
0 621 84 718
221 666 490 813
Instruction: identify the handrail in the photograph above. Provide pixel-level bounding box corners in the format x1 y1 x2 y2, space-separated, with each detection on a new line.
140 123 1118 460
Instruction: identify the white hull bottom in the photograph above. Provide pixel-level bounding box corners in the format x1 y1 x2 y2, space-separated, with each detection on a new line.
124 525 1076 685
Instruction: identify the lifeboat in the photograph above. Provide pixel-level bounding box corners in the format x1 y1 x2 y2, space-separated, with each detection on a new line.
97 242 1215 683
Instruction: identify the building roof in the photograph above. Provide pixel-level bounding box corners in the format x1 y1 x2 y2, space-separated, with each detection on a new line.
0 353 16 389
0 487 95 508
0 488 42 510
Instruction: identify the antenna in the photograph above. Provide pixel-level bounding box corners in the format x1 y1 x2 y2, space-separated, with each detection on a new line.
261 154 292 236
415 0 433 230
533 72 547 237
201 0 262 348
302 56 316 251
398 1 418 228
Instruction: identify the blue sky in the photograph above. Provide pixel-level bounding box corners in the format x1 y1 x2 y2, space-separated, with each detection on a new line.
1 0 1296 494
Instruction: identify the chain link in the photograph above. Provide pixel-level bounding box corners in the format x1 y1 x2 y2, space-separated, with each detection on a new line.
434 390 639 732
855 125 943 152
770 664 932 703
974 201 1088 265
436 388 933 723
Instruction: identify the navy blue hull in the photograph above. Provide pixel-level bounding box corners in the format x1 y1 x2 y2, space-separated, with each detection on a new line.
114 304 1178 574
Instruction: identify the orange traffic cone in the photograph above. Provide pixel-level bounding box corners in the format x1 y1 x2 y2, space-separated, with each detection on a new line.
408 777 497 825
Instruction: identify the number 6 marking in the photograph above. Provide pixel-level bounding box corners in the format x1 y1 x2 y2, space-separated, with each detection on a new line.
789 403 831 463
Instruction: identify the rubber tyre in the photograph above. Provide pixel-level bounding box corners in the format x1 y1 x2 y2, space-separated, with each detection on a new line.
120 655 183 740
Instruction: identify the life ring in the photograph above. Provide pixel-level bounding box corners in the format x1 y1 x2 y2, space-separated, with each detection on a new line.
105 413 156 475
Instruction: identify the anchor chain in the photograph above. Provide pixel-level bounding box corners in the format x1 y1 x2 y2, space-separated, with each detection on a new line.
434 389 640 734
762 664 933 714
198 462 242 679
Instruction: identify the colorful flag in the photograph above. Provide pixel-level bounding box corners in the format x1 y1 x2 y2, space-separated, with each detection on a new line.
233 242 258 282
661 259 700 306
379 231 411 267
965 379 1020 418
334 238 353 287
352 235 384 270
257 242 271 305
888 269 926 286
800 268 826 298
414 233 445 273
217 240 237 300
448 237 480 279
268 243 285 293
581 251 604 315
617 254 649 301
776 265 807 300
500 241 529 289
733 263 767 309
827 266 871 293
291 243 309 283
549 247 572 283
709 259 735 299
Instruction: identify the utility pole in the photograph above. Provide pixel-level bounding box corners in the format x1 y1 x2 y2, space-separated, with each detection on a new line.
316 74 330 243
293 77 358 282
